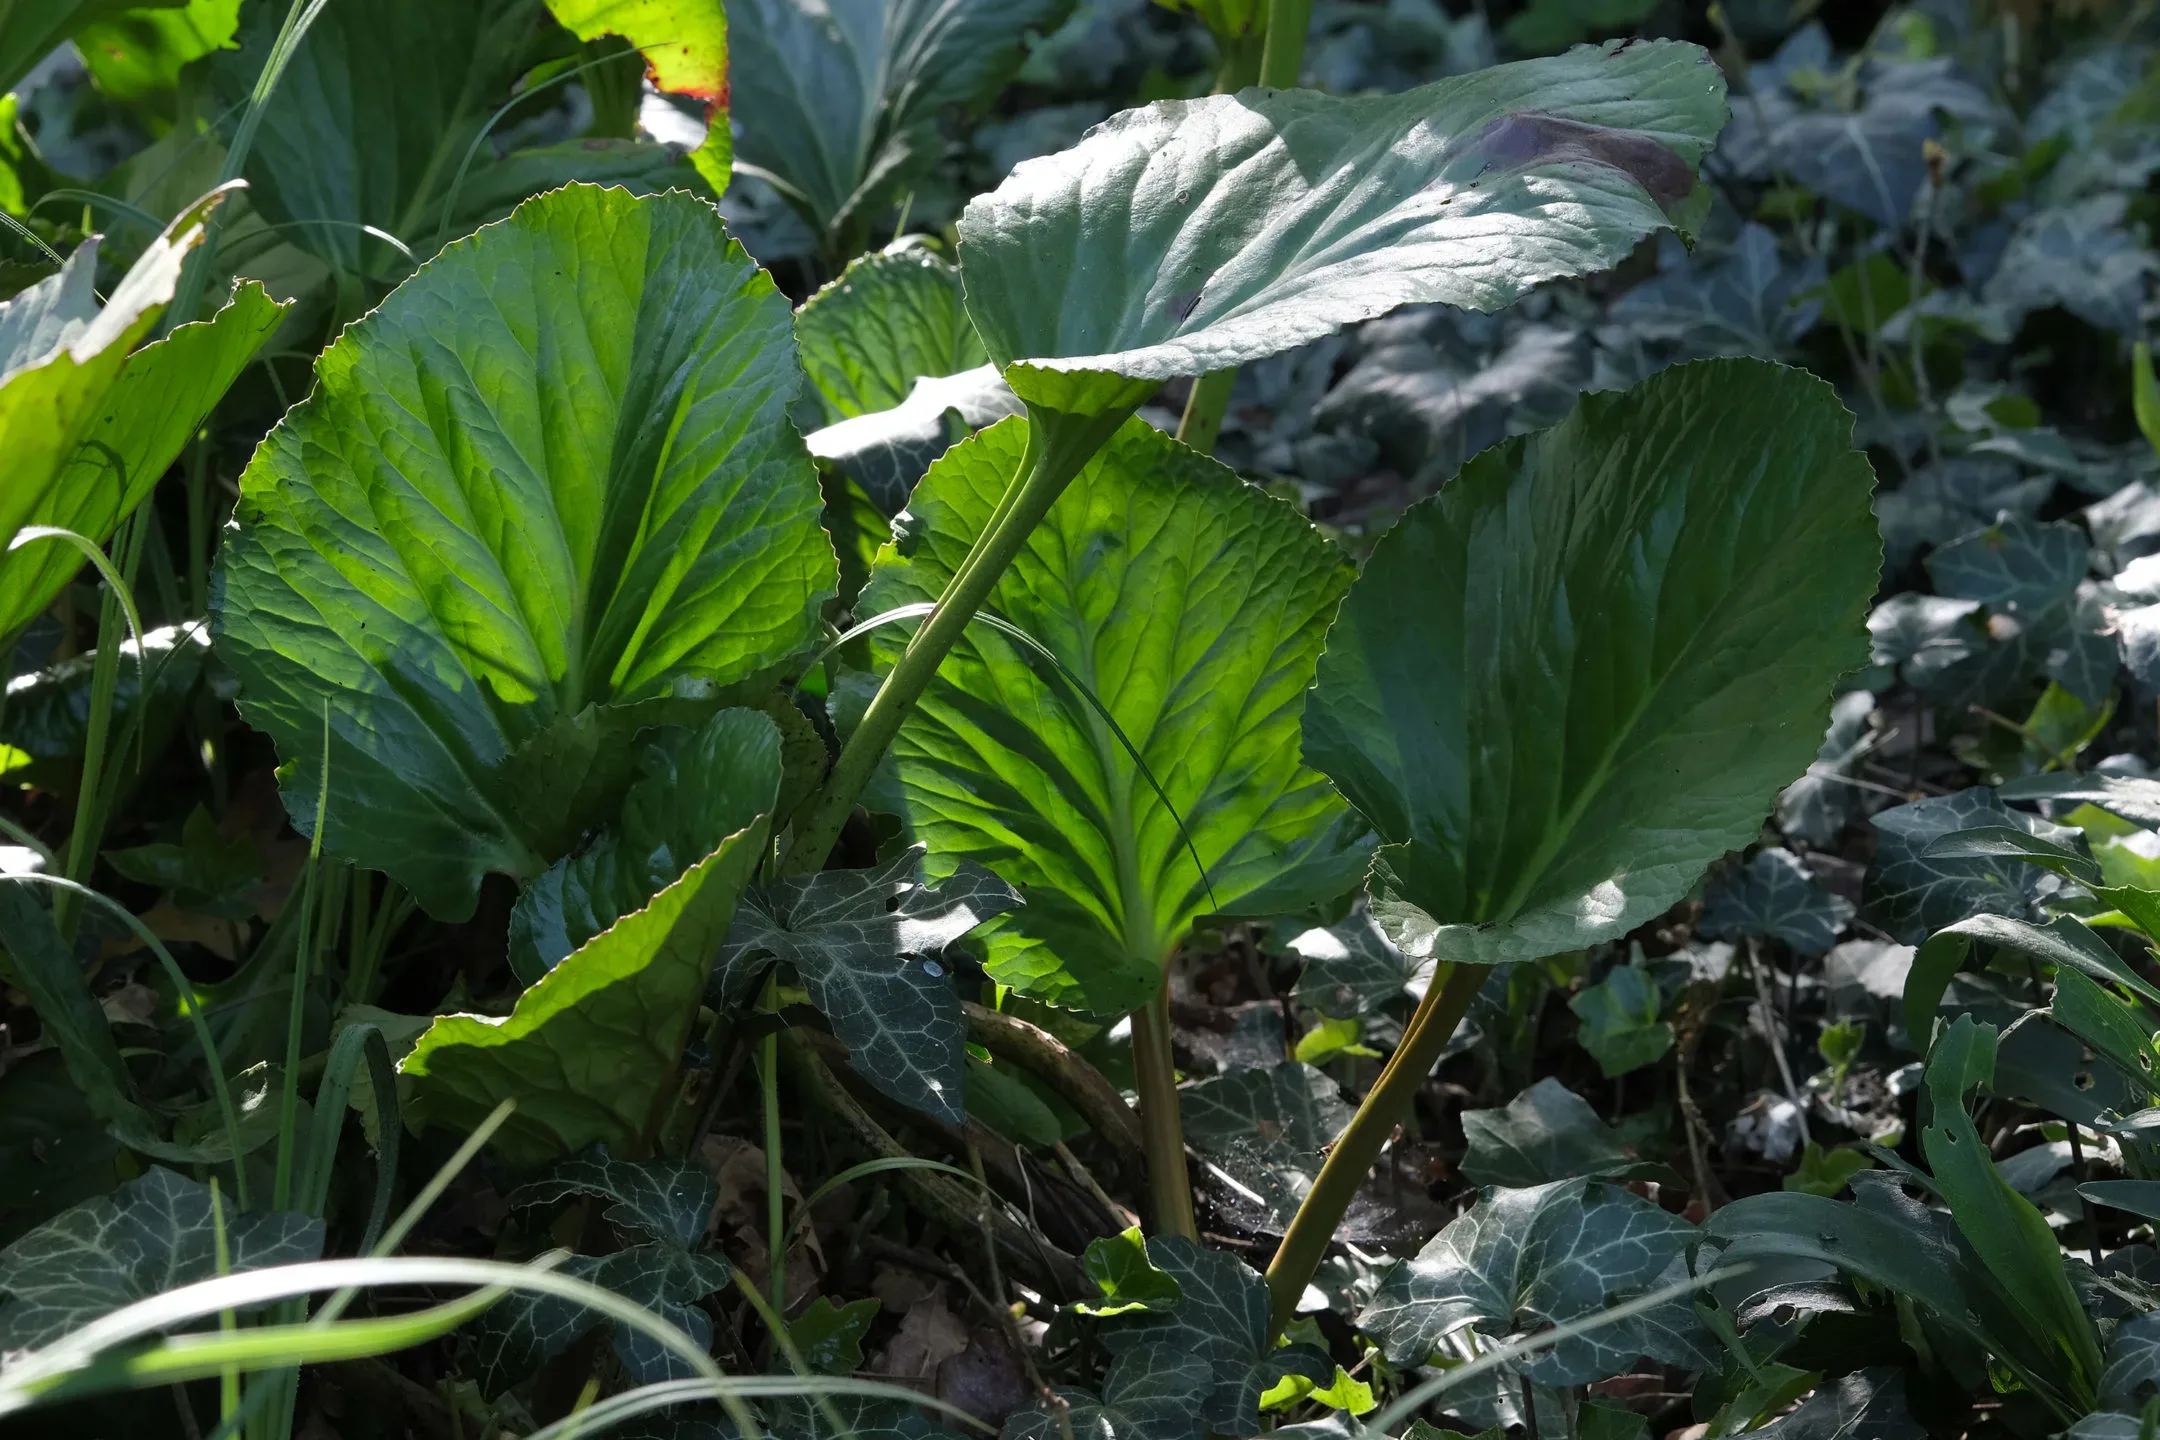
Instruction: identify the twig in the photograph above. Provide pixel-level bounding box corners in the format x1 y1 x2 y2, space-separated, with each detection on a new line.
965 1002 1144 1157
1055 1140 1136 1232
1744 938 1812 1149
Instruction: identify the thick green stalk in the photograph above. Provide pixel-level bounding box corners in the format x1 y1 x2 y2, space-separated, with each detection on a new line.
1131 983 1198 1240
1174 0 1315 455
1263 961 1485 1334
782 404 1133 875
760 978 787 1313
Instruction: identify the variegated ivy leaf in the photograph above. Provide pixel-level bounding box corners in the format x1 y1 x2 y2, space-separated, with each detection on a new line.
1003 1349 1218 1440
506 1151 717 1250
474 1244 731 1390
0 1167 322 1351
1180 1062 1353 1232
1776 690 1876 848
716 845 1021 1122
1097 1235 1332 1437
1752 1369 1925 1438
1865 789 2074 944
1924 514 2088 617
1698 847 1855 953
1358 1178 1712 1386
1281 909 1427 1019
2101 1309 2160 1407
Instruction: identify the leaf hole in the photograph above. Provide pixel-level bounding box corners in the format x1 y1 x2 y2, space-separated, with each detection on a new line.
2075 1070 2097 1091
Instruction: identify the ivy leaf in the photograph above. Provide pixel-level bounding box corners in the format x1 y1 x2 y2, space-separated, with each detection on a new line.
400 712 781 1164
959 41 1727 414
1776 690 1876 848
718 846 1020 1122
509 710 788 985
1924 515 2089 617
1305 359 1878 965
796 249 988 425
1282 910 1426 1019
1077 1226 1184 1319
507 1151 717 1249
1605 223 1824 361
2101 1309 2160 1407
1004 1349 1218 1440
207 1 697 274
730 0 1076 249
1099 1235 1325 1437
1460 1077 1676 1188
1569 966 1673 1078
1180 1062 1354 1231
1358 1178 1711 1386
212 184 834 921
0 1167 322 1351
1699 848 1855 952
859 415 1370 1016
540 0 734 192
474 1244 732 1390
1986 195 2159 337
1865 789 2072 944
788 1294 882 1375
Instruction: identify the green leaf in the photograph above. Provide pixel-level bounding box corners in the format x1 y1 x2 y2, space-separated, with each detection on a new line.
1077 1225 1184 1319
473 1244 731 1389
1097 1234 1324 1437
1868 789 2075 944
75 0 242 111
0 1166 321 1352
1752 1370 1923 1439
1460 1077 1668 1189
0 1052 121 1249
1918 1015 2103 1400
1359 1178 1710 1386
1921 822 2104 887
718 846 1019 1122
796 248 987 424
788 1294 882 1375
207 1 700 274
2137 343 2160 462
2101 1311 2160 1409
958 42 1727 414
1004 1349 1217 1440
0 885 141 1129
212 184 834 921
965 1052 1065 1148
1305 359 1877 965
1179 1061 1354 1230
1698 848 1855 952
0 0 143 96
804 363 1020 514
1575 1401 1649 1440
1901 911 2160 1048
0 621 210 795
2079 1179 2160 1223
1281 910 1426 1019
1924 514 2088 616
859 415 1369 1015
540 0 734 192
730 0 1077 248
399 713 780 1164
509 709 787 985
1781 1141 1875 1197
0 208 274 641
1704 1171 2088 1417
1569 965 1674 1077
105 804 264 920
507 1151 717 1249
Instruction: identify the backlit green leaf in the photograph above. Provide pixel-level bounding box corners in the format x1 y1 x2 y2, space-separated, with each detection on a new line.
796 248 986 424
1078 1226 1184 1319
958 42 1728 414
213 184 834 920
1305 358 1878 963
859 415 1370 1015
1569 965 1673 1077
541 0 734 192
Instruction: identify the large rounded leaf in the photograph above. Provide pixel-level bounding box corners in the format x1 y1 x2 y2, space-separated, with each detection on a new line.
957 40 1728 415
1304 358 1879 962
795 248 986 423
213 184 835 920
859 416 1370 1015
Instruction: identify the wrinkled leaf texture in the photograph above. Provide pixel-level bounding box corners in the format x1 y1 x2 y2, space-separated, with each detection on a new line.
213 184 833 920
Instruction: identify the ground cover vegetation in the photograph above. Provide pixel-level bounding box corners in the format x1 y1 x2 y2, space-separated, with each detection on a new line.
0 0 2158 1436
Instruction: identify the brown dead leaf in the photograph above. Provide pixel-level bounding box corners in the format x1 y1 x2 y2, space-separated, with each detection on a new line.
936 1322 1031 1427
98 982 158 1027
873 1290 970 1381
